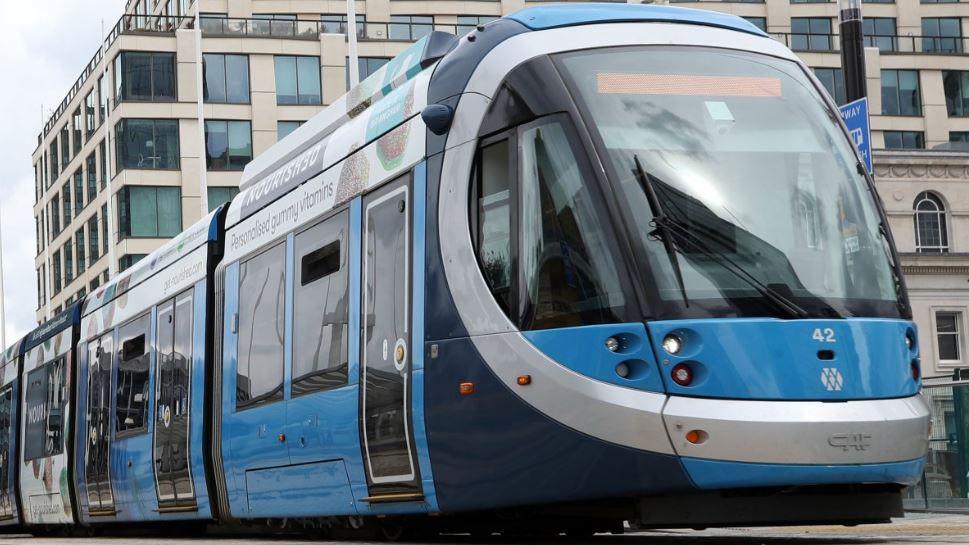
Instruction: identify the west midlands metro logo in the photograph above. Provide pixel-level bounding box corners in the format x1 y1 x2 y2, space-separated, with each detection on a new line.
821 368 844 391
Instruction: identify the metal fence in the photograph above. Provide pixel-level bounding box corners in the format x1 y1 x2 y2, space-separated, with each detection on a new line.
904 377 969 511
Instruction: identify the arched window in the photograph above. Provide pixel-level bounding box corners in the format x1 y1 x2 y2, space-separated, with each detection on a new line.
914 191 949 253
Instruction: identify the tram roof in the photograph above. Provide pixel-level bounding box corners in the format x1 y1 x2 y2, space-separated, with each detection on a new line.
81 209 222 317
23 301 83 353
226 4 766 226
507 3 767 37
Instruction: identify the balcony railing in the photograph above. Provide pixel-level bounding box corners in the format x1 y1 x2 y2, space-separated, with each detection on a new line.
200 17 321 40
41 14 192 138
773 32 969 55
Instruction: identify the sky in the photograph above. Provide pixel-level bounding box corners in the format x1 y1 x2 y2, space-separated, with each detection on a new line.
0 1 124 348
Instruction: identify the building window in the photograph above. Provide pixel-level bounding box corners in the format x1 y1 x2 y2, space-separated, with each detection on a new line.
73 108 83 155
455 15 499 36
86 153 97 202
118 186 182 239
98 140 107 189
64 241 74 284
114 51 176 102
74 170 84 215
208 186 240 212
237 242 287 409
389 15 433 41
791 18 833 51
742 17 767 32
277 120 304 141
98 75 108 123
914 191 948 253
922 18 963 53
50 194 60 236
203 54 250 104
88 215 100 263
274 56 321 105
52 249 61 294
62 181 72 228
115 119 180 170
346 57 390 90
101 204 109 256
205 120 252 171
884 131 925 149
119 254 147 272
943 71 969 117
50 141 59 180
881 70 921 116
863 18 896 52
61 125 71 169
85 91 96 137
321 14 364 38
116 314 151 435
814 67 846 105
950 131 969 143
76 228 86 275
936 311 963 362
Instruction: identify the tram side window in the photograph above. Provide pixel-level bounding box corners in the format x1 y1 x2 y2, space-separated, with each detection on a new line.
293 210 349 396
471 117 627 330
472 140 513 314
237 242 286 408
116 314 151 435
24 357 67 460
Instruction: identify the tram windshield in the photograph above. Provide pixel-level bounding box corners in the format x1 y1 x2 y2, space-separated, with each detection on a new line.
557 46 904 319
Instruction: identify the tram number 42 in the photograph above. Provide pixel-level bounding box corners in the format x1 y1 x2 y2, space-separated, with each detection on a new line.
812 328 836 343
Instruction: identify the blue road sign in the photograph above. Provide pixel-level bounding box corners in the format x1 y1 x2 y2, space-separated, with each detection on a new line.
839 97 872 175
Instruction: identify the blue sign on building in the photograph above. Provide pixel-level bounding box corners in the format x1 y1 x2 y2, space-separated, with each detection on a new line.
839 97 872 175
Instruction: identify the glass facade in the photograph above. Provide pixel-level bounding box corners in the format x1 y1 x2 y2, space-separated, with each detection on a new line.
118 186 181 238
203 54 250 104
274 56 321 105
208 186 240 212
882 70 922 116
114 51 176 101
205 120 252 171
115 119 180 170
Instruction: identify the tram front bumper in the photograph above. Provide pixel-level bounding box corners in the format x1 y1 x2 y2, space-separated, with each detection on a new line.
662 394 930 490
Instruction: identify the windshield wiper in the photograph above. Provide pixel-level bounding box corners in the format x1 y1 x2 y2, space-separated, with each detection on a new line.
632 155 809 319
632 155 689 307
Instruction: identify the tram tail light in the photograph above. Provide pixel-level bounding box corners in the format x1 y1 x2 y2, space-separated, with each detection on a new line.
671 363 693 387
911 360 921 381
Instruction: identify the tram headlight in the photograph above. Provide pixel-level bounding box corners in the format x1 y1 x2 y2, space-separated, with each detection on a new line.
662 334 682 355
605 337 621 352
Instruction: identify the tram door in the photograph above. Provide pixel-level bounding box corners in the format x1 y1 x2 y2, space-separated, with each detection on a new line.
153 291 196 509
360 177 421 499
85 333 115 514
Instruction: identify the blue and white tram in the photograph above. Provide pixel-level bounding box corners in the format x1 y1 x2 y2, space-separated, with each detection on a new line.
0 3 930 535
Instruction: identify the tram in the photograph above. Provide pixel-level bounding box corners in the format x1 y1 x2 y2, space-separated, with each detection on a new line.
0 3 929 536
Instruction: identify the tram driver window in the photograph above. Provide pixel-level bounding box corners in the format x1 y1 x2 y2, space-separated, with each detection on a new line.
237 242 286 408
24 357 67 460
293 211 349 396
117 314 151 435
471 116 627 330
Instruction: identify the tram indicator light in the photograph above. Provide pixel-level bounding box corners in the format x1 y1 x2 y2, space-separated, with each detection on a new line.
459 382 475 395
517 375 532 386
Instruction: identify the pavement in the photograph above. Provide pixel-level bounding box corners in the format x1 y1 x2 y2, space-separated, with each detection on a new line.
0 512 965 544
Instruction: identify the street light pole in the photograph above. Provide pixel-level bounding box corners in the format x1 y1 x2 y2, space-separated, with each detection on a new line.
346 0 360 87
839 0 868 103
0 206 7 350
